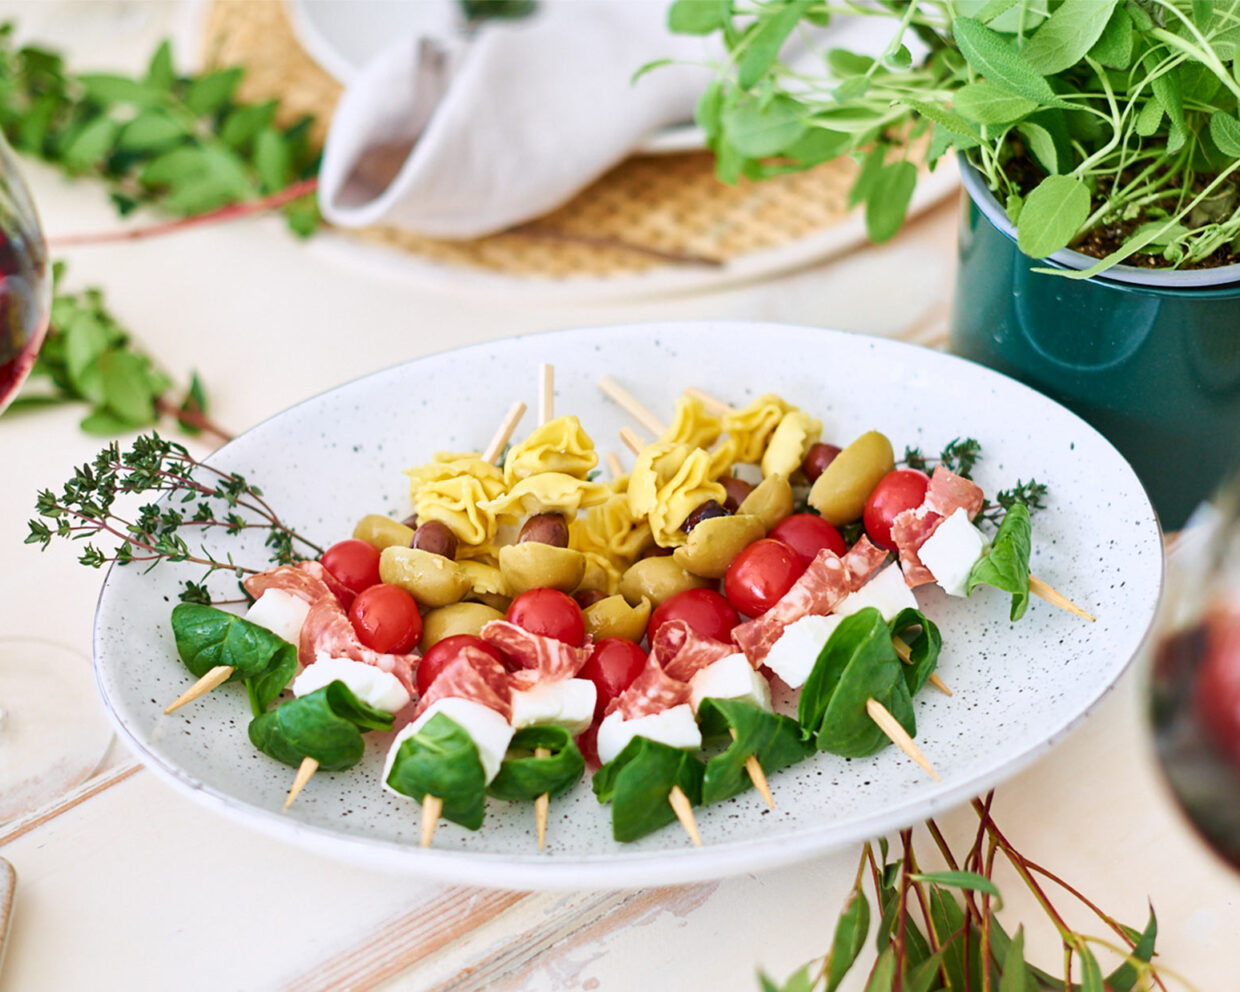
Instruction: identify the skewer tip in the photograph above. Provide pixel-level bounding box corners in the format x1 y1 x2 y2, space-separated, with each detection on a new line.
421 794 444 848
284 756 319 810
668 785 702 847
865 698 940 782
164 664 234 714
534 746 551 851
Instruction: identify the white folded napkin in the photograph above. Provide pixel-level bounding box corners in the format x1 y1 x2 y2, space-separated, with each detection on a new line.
317 0 714 239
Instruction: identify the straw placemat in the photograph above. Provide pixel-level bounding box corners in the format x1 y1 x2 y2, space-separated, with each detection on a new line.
200 0 958 290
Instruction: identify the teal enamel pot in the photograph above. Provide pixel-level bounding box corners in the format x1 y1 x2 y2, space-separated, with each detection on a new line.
950 160 1240 529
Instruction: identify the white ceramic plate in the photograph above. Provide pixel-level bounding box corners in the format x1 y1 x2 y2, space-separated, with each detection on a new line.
92 323 1163 890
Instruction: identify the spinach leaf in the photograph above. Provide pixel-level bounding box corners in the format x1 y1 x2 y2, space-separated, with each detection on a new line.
799 608 891 733
593 737 705 843
386 714 488 830
247 680 393 771
170 603 297 713
487 725 585 803
888 608 942 697
966 502 1032 620
697 698 813 804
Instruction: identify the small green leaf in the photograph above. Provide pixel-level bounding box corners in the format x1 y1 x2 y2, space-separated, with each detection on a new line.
999 926 1028 992
908 870 1001 897
954 81 1038 125
79 410 134 436
248 680 393 771
184 66 242 116
721 94 805 157
863 946 896 992
952 17 1064 107
1106 906 1157 992
592 737 705 842
848 146 886 209
254 127 290 192
698 698 813 804
117 109 186 152
967 502 1033 620
1021 0 1118 75
1017 121 1059 173
99 349 157 425
695 80 724 140
898 98 981 140
667 0 730 35
220 99 277 148
487 725 585 802
1134 98 1163 137
736 0 816 90
823 886 870 992
1210 114 1240 157
1016 174 1090 259
1089 4 1134 69
60 116 118 172
783 127 852 166
865 161 917 244
64 313 108 391
827 49 875 78
146 40 175 89
77 73 163 106
1079 945 1104 992
386 713 488 830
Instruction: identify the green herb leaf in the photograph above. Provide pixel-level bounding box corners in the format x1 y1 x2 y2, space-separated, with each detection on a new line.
248 680 393 771
99 349 157 424
1016 121 1059 173
1134 98 1163 137
1022 0 1118 76
909 870 1001 896
827 49 874 78
998 925 1028 992
60 116 118 172
1089 4 1134 69
823 884 870 992
667 0 730 35
183 66 242 116
737 0 816 90
952 17 1064 107
386 713 488 830
697 698 813 804
966 502 1032 620
146 40 175 89
898 97 982 140
721 94 805 156
1079 945 1104 992
1209 114 1240 157
592 736 705 843
889 608 941 696
863 946 895 992
954 81 1038 125
118 109 186 151
487 725 585 802
1105 906 1157 992
78 73 163 107
170 603 298 711
1016 174 1090 257
865 160 917 244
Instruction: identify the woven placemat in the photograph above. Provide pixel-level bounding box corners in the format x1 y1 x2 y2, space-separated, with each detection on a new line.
201 1 877 280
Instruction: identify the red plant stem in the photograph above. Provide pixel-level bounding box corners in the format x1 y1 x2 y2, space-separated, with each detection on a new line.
48 178 320 247
894 829 915 992
153 395 234 445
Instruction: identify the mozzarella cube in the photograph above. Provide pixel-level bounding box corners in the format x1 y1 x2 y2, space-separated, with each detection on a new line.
510 678 597 735
763 613 843 689
244 590 310 646
293 656 411 714
834 564 918 621
382 697 513 788
918 507 990 597
596 703 701 766
689 654 771 713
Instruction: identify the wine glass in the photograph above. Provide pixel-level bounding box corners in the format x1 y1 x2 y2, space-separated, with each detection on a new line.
0 131 112 821
1149 475 1240 868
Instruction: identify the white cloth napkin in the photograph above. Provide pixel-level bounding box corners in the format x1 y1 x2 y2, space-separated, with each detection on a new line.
317 0 714 239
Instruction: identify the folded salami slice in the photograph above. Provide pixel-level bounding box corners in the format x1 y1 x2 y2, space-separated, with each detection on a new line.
480 620 592 690
891 467 985 587
654 620 736 683
605 655 691 721
414 646 512 722
299 597 416 695
244 560 352 608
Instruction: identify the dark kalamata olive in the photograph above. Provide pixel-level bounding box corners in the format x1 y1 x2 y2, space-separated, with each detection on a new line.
411 520 458 559
573 588 609 609
400 512 419 529
682 500 730 533
720 476 755 513
802 442 843 482
641 544 674 559
518 512 570 548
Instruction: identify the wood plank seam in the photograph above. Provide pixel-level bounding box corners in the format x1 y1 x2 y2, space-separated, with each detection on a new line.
0 761 144 848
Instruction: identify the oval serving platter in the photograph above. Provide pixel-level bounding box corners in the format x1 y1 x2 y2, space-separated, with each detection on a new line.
93 322 1163 890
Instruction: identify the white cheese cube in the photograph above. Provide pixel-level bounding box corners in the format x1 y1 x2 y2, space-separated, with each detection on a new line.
689 654 771 713
510 678 597 735
762 613 843 689
918 507 991 597
293 656 411 714
244 589 310 646
834 564 918 621
382 697 514 788
596 703 701 766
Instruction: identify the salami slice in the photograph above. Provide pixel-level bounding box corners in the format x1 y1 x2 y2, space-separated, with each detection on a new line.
733 548 853 666
299 597 415 695
654 620 736 683
891 467 985 587
244 560 352 609
605 655 691 721
480 620 592 690
414 646 512 721
925 466 984 520
841 535 889 588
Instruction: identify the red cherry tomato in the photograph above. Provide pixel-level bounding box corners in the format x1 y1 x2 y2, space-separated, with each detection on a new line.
769 513 847 567
417 634 507 698
1194 614 1240 770
724 538 806 618
348 584 421 655
648 588 740 644
863 469 930 551
579 638 648 721
320 539 381 596
506 588 586 646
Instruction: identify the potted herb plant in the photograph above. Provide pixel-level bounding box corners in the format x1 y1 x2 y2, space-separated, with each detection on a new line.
667 0 1240 528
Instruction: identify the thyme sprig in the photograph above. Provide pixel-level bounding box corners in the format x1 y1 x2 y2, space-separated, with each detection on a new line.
900 437 1049 525
26 432 322 603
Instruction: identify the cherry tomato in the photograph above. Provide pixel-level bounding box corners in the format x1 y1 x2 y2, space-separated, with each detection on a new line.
320 538 381 597
506 588 586 646
862 469 930 551
1194 614 1240 770
417 634 507 697
579 638 648 720
724 538 806 618
648 588 740 644
348 584 421 654
769 513 847 567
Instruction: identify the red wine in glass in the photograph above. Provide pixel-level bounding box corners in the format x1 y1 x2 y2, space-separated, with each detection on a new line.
0 132 50 413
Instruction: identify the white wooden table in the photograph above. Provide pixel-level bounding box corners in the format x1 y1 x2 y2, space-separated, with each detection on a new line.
2 8 1239 990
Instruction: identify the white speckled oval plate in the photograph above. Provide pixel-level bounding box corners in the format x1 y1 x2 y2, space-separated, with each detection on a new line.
92 323 1163 890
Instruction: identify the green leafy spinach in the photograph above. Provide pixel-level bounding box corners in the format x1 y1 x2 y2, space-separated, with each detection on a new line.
487 725 585 803
385 713 488 830
697 698 813 805
592 736 705 843
248 680 393 771
966 502 1032 621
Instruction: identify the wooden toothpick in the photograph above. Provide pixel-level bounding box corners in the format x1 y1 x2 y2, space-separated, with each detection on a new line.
599 376 667 437
684 386 733 416
865 698 940 781
482 401 527 465
1029 575 1095 622
730 727 774 811
284 756 318 809
421 794 443 848
534 746 550 850
605 450 624 481
539 364 554 426
667 785 702 847
618 426 645 457
892 637 953 696
164 664 233 714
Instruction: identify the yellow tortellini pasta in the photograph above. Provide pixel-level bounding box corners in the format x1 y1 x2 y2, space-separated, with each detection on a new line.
576 549 623 595
627 442 691 519
762 411 822 479
413 475 503 548
484 473 611 520
647 448 727 547
571 493 654 566
503 415 598 485
659 395 721 451
721 394 794 464
707 436 740 481
405 453 505 503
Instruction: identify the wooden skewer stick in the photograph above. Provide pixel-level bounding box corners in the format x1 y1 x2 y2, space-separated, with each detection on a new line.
1029 575 1095 622
421 794 444 848
865 698 940 781
892 637 952 696
164 664 233 714
684 386 733 416
538 364 554 426
534 746 551 850
730 727 775 810
605 450 624 481
284 756 318 809
618 426 645 457
667 785 702 847
599 376 667 438
482 401 527 465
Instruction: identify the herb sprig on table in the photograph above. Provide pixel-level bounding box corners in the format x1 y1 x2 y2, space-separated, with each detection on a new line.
26 432 322 603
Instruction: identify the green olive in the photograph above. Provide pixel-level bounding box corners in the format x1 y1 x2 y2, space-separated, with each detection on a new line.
583 594 651 642
420 602 505 650
352 514 416 550
498 542 586 595
379 546 471 607
618 555 710 608
807 429 894 525
737 474 794 531
672 513 766 579
458 560 508 598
